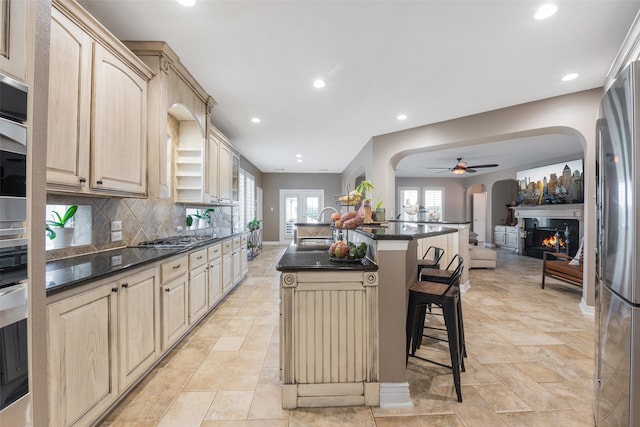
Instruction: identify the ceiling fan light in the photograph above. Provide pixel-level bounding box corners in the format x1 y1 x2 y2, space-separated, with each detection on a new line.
452 167 466 175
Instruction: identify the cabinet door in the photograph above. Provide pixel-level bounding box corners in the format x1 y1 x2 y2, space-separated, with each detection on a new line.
242 246 248 276
48 284 118 427
189 264 208 324
222 253 232 294
0 0 27 81
118 268 159 391
219 143 232 201
233 249 241 285
505 229 519 248
47 8 92 190
161 274 189 350
92 44 148 195
207 130 220 202
208 258 222 308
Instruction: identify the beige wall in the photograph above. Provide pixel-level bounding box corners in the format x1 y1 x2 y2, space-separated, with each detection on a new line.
261 173 342 242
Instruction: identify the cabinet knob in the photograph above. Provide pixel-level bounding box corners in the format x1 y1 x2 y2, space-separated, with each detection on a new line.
122 283 129 289
111 287 118 293
165 288 170 293
79 177 87 183
97 180 103 185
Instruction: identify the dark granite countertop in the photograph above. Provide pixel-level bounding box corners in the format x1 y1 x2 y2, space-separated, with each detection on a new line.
276 243 378 272
355 221 459 240
46 232 244 295
390 219 471 225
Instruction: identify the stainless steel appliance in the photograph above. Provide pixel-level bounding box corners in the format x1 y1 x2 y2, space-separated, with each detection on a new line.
595 60 640 426
0 283 29 424
0 73 29 426
0 73 28 246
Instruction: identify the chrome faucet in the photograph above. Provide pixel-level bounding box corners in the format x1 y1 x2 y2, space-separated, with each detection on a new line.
317 206 338 222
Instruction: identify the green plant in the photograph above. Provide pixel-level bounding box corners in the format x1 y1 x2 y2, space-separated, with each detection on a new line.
46 205 78 240
186 208 215 226
375 198 384 210
247 218 261 230
356 180 375 199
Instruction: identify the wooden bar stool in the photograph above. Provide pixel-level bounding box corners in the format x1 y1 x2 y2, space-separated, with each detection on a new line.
419 254 467 358
417 246 444 278
406 261 465 402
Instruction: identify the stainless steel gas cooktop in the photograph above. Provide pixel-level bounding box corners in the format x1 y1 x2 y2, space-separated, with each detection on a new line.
133 235 216 249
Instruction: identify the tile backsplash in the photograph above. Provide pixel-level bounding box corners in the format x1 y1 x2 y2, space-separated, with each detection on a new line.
46 194 233 260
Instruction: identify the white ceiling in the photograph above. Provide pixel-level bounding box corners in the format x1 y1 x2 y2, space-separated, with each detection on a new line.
78 0 640 176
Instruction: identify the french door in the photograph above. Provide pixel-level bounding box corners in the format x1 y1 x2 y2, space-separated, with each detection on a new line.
279 190 324 243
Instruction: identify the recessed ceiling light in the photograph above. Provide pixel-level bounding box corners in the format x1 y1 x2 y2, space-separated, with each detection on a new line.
313 79 326 89
176 0 196 6
397 114 407 120
251 117 261 123
296 154 302 158
562 73 579 81
297 159 303 163
534 3 557 20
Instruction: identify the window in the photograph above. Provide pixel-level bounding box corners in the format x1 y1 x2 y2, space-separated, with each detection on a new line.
398 187 419 219
423 188 444 221
239 168 256 230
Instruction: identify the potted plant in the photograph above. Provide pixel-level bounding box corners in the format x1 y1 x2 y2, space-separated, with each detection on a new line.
187 208 215 229
46 205 78 248
374 198 385 222
355 180 375 202
247 218 261 231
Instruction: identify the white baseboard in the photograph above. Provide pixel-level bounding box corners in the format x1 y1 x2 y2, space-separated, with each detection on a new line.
580 298 595 316
460 280 470 293
379 382 413 408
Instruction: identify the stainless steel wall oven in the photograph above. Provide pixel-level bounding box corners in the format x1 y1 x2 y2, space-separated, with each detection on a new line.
0 72 29 424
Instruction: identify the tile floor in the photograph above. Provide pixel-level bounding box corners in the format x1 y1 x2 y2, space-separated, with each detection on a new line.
101 245 595 426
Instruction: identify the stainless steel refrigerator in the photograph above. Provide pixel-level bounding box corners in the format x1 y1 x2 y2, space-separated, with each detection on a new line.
595 60 640 426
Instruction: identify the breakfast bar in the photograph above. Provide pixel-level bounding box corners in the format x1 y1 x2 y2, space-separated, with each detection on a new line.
276 222 464 409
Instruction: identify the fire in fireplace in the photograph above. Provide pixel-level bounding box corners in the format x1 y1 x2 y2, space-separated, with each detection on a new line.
523 217 579 259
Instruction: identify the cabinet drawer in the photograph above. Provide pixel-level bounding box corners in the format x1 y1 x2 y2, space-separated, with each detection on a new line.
495 225 506 232
208 243 222 260
233 237 241 249
241 234 248 245
161 255 188 283
189 248 208 269
222 239 232 253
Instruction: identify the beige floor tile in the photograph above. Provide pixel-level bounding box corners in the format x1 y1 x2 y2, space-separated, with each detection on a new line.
212 336 245 351
100 246 597 426
157 391 216 427
204 390 255 420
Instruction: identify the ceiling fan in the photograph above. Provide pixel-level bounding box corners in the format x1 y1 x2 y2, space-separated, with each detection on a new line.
429 157 499 175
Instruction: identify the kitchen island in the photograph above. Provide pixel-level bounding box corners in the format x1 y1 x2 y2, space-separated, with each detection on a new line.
276 222 461 409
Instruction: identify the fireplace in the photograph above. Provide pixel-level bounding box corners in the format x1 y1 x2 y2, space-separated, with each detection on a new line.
523 218 580 259
512 204 584 260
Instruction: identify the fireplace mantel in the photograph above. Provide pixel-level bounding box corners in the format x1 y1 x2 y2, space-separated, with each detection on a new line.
512 204 584 220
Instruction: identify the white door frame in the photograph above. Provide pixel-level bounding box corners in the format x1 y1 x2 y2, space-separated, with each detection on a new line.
279 189 324 243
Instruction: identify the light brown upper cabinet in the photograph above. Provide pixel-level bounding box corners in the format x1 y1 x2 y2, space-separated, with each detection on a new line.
46 0 152 197
207 125 237 204
0 0 28 82
125 41 213 202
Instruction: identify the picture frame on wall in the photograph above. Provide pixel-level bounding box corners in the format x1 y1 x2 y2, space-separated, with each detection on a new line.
516 159 584 205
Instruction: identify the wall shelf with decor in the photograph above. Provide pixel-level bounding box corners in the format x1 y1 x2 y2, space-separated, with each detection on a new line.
248 228 263 260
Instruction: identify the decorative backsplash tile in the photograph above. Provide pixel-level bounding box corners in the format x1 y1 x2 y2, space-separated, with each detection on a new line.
46 194 234 260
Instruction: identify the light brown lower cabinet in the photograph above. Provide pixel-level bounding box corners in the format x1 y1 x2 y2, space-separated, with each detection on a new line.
47 240 247 426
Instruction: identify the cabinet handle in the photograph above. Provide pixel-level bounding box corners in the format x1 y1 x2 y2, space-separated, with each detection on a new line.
165 288 170 293
111 287 118 293
97 180 103 185
79 177 86 183
197 255 203 260
122 283 129 289
173 264 181 270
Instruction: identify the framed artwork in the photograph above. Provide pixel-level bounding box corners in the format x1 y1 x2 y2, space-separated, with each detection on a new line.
516 159 583 205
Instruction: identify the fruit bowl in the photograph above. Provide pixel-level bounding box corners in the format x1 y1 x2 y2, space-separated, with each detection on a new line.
328 241 367 261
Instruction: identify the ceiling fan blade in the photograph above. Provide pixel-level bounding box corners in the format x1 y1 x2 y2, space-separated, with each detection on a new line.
425 167 449 170
466 168 477 173
466 163 499 169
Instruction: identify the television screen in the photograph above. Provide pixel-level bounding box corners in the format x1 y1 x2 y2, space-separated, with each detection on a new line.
516 159 583 205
